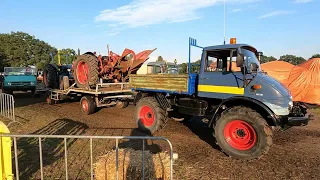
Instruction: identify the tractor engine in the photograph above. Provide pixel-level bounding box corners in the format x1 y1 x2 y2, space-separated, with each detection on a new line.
72 48 156 88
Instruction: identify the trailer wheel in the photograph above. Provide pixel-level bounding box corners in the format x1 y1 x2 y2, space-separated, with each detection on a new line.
46 96 54 105
135 96 167 134
214 106 273 160
116 100 129 109
73 54 99 88
80 96 96 115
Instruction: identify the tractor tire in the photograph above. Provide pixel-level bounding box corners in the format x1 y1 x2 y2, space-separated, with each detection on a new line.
80 96 96 115
63 76 70 90
43 64 59 89
116 99 129 109
214 106 273 160
135 96 168 134
73 54 99 88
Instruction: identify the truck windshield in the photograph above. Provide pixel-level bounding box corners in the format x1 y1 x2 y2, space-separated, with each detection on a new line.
4 67 37 76
241 48 261 72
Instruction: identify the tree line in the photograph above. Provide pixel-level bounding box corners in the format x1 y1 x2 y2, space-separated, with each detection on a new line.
0 31 76 71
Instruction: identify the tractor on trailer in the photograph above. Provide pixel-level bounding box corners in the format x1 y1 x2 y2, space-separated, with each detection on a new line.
129 37 311 160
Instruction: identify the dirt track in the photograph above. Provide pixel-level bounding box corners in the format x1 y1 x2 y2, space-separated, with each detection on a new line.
2 92 320 180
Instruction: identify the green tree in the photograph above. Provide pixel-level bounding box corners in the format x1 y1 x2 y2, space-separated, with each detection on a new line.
0 31 57 70
156 56 164 62
52 48 77 65
260 55 277 64
279 54 306 65
311 54 320 59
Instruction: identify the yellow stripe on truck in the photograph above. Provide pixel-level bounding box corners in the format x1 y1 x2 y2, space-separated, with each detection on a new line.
198 85 245 95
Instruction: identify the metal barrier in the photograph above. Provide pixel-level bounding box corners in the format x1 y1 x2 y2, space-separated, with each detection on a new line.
0 134 174 180
0 93 15 123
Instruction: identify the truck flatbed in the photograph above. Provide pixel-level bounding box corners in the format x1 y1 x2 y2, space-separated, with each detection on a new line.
129 74 197 95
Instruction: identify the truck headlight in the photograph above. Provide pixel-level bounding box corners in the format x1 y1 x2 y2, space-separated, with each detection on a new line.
289 101 293 110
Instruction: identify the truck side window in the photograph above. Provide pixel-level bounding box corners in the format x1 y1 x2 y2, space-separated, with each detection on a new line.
205 55 222 72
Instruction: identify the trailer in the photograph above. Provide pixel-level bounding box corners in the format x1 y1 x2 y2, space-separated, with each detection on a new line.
46 81 133 115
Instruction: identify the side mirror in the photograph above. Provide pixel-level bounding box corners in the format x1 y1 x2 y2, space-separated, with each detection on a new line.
250 63 259 72
236 48 244 67
257 51 263 62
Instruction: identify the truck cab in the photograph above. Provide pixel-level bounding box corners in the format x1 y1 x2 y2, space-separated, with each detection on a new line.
2 67 37 95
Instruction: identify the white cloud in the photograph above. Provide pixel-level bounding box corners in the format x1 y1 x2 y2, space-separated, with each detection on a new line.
95 0 259 28
258 10 295 19
294 0 313 3
231 8 242 13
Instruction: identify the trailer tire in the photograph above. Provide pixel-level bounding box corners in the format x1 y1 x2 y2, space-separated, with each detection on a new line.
73 54 99 88
135 96 167 134
80 96 96 115
214 106 273 160
116 100 129 109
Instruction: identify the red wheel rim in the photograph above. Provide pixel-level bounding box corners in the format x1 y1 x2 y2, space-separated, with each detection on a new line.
139 105 155 126
223 120 257 150
76 61 89 85
82 99 89 112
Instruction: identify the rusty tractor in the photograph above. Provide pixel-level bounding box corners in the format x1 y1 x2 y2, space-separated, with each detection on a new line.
72 48 156 88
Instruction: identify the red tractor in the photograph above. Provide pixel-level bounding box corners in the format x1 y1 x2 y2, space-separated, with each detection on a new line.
72 48 156 88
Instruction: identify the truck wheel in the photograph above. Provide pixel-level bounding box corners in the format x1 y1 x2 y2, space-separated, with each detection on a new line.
214 106 273 160
116 100 129 109
73 54 99 88
80 96 96 115
135 96 167 134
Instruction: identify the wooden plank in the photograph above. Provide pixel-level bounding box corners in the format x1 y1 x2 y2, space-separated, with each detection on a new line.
129 74 189 93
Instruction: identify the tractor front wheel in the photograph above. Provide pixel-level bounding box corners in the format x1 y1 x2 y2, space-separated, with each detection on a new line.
80 96 96 115
214 106 273 160
135 96 167 134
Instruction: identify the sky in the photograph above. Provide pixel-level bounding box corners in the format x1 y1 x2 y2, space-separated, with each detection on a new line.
0 0 319 63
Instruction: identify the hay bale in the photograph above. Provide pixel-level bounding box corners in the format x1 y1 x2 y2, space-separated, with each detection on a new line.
94 148 171 180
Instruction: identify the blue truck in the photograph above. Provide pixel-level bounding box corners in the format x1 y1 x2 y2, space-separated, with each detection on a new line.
1 67 37 95
129 38 311 160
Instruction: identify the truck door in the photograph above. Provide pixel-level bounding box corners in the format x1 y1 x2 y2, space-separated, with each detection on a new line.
197 49 245 99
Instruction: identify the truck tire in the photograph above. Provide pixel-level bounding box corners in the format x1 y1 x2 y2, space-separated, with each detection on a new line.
43 64 59 89
73 54 99 88
214 106 273 160
135 96 167 134
80 96 96 115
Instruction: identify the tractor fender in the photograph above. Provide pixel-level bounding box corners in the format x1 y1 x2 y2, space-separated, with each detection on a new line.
208 96 280 128
83 52 97 57
48 63 59 70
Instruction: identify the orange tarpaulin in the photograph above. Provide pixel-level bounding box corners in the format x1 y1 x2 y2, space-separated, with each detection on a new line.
261 61 294 86
261 58 320 105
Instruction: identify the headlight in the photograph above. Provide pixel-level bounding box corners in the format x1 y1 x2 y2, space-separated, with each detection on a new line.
30 82 35 85
288 100 293 110
8 82 11 86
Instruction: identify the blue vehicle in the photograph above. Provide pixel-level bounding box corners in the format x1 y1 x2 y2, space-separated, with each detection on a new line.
1 67 37 95
129 38 311 160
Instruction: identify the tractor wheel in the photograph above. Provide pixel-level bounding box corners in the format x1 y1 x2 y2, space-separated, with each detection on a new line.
80 96 96 115
214 106 273 160
43 64 59 89
116 99 129 109
73 54 99 88
135 96 167 134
